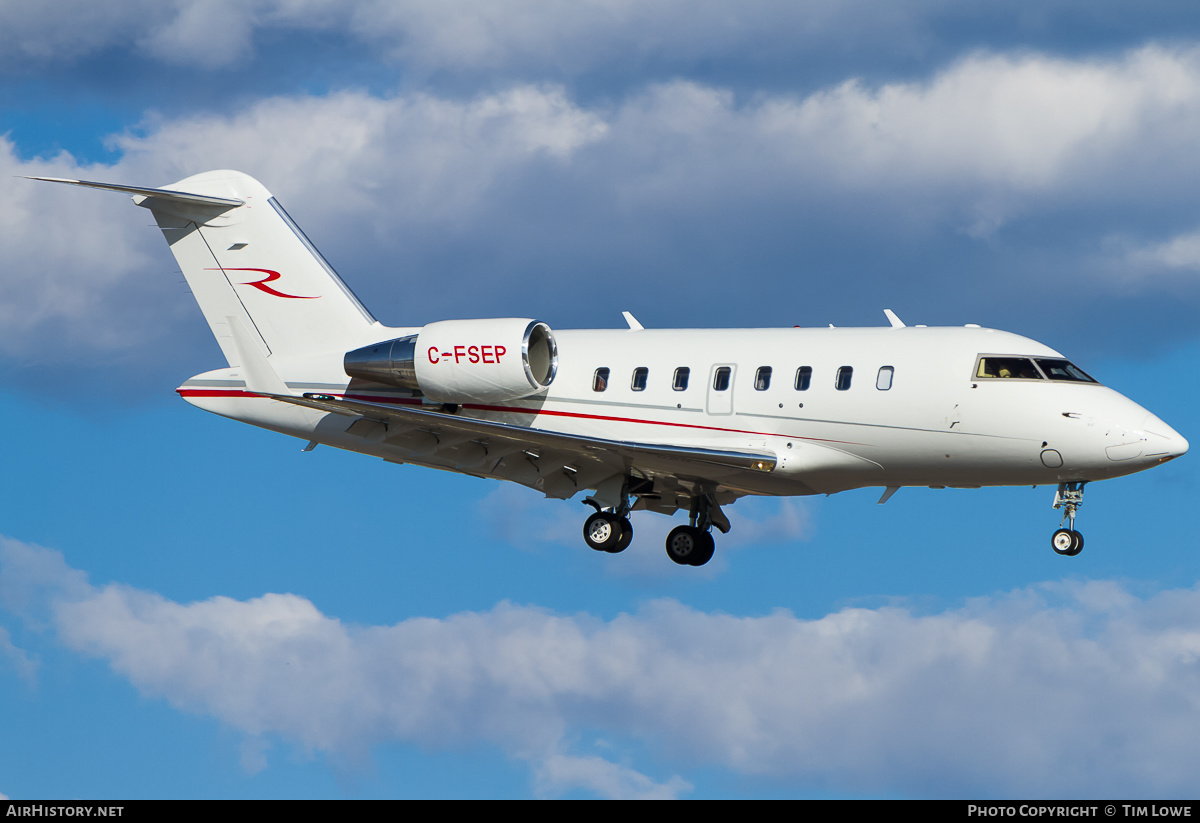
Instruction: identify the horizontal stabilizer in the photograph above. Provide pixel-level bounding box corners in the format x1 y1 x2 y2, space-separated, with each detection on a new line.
25 176 244 208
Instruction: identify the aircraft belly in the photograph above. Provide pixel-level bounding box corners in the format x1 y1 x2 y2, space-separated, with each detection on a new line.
181 392 321 437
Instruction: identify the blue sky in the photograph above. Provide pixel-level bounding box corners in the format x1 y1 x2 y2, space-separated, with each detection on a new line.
1 1 1198 799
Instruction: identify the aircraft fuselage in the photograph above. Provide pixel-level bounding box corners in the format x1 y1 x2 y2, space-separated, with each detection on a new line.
180 324 1187 500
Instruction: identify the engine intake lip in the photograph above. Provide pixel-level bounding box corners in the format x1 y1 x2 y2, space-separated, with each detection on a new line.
522 321 558 390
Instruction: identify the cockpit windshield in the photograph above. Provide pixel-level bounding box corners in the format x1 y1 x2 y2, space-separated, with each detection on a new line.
976 357 1041 380
1033 358 1098 383
974 355 1100 384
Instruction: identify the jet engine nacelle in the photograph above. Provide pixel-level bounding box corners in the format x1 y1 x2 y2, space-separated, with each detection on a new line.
344 318 558 404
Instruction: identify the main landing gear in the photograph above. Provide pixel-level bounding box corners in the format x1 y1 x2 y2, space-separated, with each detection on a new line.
664 494 719 566
1051 481 1085 556
583 483 635 553
583 510 633 553
665 525 715 567
581 488 723 566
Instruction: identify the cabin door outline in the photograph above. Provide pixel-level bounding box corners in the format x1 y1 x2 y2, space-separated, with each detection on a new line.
707 364 736 415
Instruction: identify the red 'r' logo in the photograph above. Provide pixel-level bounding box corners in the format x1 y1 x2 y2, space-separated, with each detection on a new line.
207 268 319 299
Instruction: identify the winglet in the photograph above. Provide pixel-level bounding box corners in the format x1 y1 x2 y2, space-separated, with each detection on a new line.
883 309 906 328
24 176 244 208
622 311 644 330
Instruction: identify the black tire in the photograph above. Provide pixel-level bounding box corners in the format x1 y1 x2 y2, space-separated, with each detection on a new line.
610 517 634 553
666 525 698 565
584 512 622 552
1052 528 1083 556
688 530 715 566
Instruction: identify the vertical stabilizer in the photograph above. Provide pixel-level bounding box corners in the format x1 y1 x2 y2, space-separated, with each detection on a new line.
136 170 377 365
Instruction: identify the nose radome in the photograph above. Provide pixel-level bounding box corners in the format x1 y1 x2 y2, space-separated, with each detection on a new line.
1142 413 1189 460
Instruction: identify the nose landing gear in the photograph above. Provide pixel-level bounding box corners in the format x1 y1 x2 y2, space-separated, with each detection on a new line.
1051 482 1085 556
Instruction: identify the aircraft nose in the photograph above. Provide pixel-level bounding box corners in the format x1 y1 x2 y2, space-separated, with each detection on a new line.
1141 413 1189 463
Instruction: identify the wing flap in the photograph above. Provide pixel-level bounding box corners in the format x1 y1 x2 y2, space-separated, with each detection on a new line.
271 393 777 479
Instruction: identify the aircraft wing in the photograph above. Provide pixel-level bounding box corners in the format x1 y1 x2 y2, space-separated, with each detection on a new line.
269 392 776 512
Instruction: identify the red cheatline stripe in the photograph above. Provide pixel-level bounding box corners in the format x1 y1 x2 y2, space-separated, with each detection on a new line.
176 389 253 397
177 388 862 446
454 401 861 445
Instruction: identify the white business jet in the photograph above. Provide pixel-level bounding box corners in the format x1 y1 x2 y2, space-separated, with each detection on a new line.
32 170 1189 566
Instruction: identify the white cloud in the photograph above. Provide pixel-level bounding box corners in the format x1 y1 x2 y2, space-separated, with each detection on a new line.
1115 226 1200 280
95 45 1200 230
10 46 1200 374
0 1 998 72
135 0 260 68
0 0 169 63
0 140 172 361
0 626 37 687
724 498 811 547
0 0 339 68
346 0 854 74
0 85 606 368
6 535 1200 797
605 46 1200 214
108 85 608 224
532 750 692 799
3 1 1168 83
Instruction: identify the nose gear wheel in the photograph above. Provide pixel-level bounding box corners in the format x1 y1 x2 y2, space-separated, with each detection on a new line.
1051 528 1084 556
1050 482 1086 556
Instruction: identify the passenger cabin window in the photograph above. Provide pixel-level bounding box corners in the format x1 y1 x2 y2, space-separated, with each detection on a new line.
877 366 894 390
673 367 690 391
754 367 772 391
631 367 648 391
794 366 812 391
592 368 609 392
835 366 853 390
713 367 731 391
975 356 1042 380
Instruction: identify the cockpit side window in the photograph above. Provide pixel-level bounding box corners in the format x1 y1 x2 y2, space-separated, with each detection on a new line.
1034 358 1099 383
975 356 1042 380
